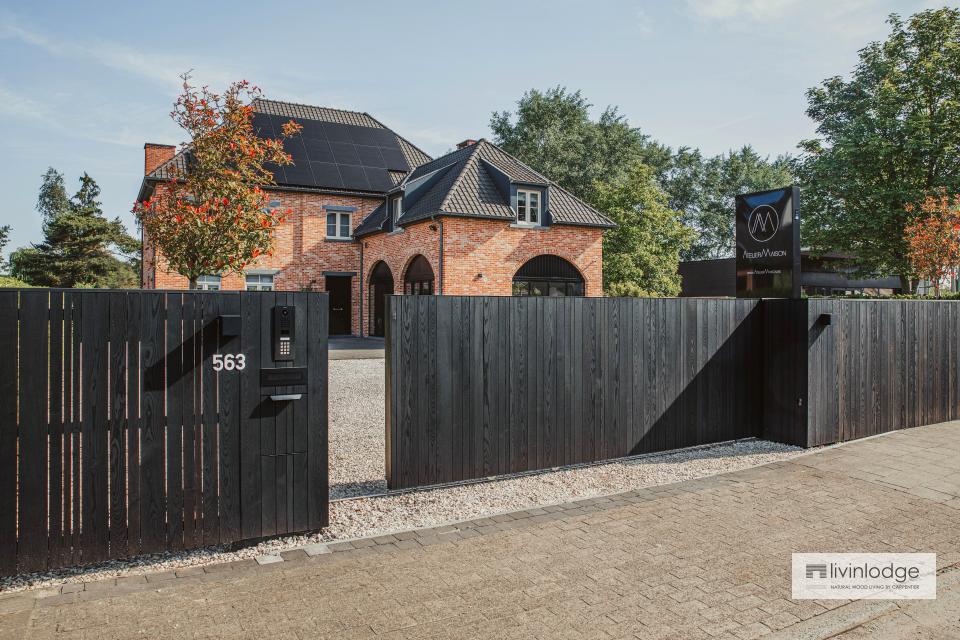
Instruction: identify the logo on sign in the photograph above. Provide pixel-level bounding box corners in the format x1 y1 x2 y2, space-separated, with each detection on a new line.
748 204 780 242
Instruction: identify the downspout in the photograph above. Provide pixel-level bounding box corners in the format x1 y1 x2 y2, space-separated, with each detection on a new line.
433 216 443 294
358 240 364 336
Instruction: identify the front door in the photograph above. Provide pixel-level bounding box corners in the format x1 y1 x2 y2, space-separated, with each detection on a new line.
326 276 352 335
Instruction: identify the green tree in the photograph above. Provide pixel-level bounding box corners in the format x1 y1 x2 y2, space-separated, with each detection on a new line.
0 225 10 274
593 162 694 296
490 87 669 205
799 8 960 290
10 169 139 288
664 147 793 260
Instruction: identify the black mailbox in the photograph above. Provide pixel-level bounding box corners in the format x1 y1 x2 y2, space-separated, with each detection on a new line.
220 314 241 337
260 367 307 386
272 305 295 361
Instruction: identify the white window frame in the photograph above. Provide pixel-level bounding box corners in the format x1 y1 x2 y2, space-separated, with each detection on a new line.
391 195 403 225
326 210 352 240
196 275 221 291
516 189 541 225
245 273 275 291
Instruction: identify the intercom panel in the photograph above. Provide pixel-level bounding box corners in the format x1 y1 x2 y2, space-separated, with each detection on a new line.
272 305 296 361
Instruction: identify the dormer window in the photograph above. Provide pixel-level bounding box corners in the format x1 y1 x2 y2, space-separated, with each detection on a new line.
516 189 540 225
390 195 403 225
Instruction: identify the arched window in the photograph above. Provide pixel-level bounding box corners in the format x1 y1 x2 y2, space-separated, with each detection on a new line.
368 261 394 337
403 255 434 295
512 255 584 297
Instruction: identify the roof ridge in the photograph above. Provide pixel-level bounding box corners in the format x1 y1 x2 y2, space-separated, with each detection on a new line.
475 138 550 183
252 97 370 118
438 143 483 212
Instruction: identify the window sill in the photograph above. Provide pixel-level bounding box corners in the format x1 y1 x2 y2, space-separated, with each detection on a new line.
510 223 547 230
325 237 355 243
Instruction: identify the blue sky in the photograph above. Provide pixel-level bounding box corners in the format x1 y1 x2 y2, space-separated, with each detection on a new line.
0 0 942 256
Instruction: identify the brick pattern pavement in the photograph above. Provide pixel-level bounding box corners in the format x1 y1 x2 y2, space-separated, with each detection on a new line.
3 421 960 640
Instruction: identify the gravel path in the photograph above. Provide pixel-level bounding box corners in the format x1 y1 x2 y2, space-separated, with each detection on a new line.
0 358 803 593
329 359 387 499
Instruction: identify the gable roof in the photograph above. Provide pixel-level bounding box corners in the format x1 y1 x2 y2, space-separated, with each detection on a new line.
354 139 615 236
143 99 431 196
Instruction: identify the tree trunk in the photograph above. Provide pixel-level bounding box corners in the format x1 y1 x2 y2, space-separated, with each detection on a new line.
188 277 198 290
899 275 915 294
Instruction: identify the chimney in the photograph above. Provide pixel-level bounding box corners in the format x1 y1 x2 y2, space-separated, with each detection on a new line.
144 143 176 175
456 139 478 150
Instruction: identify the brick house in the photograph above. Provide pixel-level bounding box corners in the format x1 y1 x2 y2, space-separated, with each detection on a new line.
138 99 614 336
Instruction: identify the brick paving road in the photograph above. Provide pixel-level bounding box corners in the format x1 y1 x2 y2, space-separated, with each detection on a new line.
3 421 960 640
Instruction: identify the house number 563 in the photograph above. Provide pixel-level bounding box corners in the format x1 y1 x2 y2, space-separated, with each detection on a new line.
212 354 246 371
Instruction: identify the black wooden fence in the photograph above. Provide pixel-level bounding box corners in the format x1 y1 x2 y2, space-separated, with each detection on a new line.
387 295 960 490
0 288 328 577
386 296 763 489
770 299 960 447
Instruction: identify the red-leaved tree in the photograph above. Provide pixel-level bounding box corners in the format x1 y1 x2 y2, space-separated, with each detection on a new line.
904 192 960 298
134 73 302 288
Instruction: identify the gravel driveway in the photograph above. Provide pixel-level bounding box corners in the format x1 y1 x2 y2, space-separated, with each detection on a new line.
329 359 388 499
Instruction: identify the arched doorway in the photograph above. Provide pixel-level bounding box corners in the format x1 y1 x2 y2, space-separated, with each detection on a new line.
368 261 393 337
403 255 435 295
512 255 585 296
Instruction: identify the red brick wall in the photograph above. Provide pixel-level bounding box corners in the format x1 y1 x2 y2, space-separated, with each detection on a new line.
356 217 604 335
144 191 382 335
359 219 442 333
440 218 603 297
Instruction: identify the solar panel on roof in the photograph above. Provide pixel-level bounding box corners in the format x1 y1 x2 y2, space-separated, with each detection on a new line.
380 147 409 172
364 167 393 191
330 142 361 166
369 128 399 147
297 120 325 138
322 122 353 143
302 138 335 163
283 164 315 187
283 137 308 161
252 110 407 192
356 145 386 168
338 164 370 191
263 162 287 184
348 126 381 147
310 162 344 188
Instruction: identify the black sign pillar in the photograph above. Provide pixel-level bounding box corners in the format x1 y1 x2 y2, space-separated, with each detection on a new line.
735 186 800 298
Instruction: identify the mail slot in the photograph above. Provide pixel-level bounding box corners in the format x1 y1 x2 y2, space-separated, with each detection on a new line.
260 367 308 387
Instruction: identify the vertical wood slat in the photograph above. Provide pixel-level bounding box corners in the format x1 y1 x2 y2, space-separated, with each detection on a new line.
125 292 142 558
109 292 129 557
81 292 110 564
201 294 221 544
18 291 49 572
219 293 242 540
48 291 65 566
180 293 199 549
240 292 262 541
166 293 184 551
0 291 16 575
139 292 166 554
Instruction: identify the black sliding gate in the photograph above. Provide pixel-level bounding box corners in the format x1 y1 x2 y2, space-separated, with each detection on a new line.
0 288 328 577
